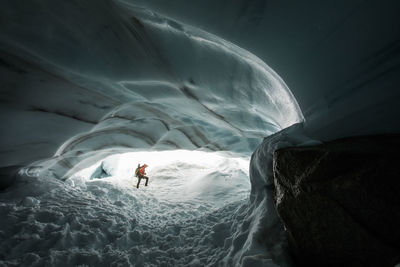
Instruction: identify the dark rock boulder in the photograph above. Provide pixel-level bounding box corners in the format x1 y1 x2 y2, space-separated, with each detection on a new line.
273 135 400 266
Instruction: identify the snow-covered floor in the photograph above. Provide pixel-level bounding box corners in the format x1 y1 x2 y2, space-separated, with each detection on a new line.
0 151 251 266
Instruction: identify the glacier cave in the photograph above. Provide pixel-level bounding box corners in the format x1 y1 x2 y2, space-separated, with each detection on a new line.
1 0 400 266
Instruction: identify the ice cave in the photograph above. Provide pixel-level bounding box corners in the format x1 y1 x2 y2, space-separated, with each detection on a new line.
1 0 400 266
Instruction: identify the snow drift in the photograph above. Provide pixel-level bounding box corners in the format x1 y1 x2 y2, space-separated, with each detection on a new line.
0 151 253 266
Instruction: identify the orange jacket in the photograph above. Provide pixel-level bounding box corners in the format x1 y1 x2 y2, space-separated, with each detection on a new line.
138 166 146 176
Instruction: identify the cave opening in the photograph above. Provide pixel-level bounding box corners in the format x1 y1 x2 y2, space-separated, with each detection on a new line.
68 150 250 208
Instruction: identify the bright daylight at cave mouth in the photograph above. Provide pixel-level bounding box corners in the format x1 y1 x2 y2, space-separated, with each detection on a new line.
70 150 250 207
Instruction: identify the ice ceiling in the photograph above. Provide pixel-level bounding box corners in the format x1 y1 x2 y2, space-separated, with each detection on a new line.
0 0 303 178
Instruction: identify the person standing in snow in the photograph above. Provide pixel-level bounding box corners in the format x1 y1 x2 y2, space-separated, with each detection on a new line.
135 163 149 188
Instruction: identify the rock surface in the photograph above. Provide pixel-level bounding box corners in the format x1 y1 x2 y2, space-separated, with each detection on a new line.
273 135 400 266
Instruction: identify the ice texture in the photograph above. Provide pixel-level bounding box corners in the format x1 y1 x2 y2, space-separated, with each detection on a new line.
0 0 302 174
131 0 400 140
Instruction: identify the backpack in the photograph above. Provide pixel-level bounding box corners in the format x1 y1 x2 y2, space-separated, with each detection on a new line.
134 164 141 177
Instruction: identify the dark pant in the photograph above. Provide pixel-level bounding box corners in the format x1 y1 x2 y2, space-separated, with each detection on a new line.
137 175 148 188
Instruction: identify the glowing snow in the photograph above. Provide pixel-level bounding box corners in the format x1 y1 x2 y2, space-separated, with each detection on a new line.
69 150 250 205
0 151 251 266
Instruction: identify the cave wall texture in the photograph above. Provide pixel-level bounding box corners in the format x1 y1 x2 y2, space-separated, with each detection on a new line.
1 0 399 171
134 0 400 139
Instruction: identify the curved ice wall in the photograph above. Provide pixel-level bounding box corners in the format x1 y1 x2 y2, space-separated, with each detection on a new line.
134 0 400 140
0 0 302 178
